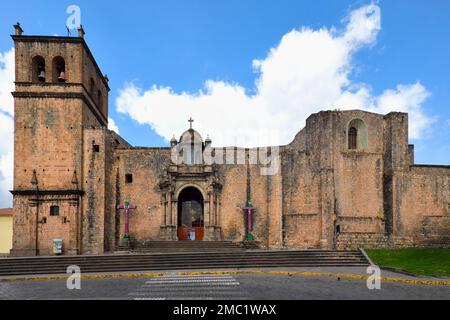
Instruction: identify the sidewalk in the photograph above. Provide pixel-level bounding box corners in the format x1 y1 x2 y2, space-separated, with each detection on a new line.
0 266 449 286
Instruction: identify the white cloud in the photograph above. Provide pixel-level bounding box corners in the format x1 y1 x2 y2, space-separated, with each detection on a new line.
371 83 433 139
0 47 14 208
342 3 381 50
0 48 14 116
108 117 120 134
116 3 434 147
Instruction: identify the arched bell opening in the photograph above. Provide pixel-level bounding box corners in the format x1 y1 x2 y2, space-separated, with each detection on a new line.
52 56 66 83
32 56 46 83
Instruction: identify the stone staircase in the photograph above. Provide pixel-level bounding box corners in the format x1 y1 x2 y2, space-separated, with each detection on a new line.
0 249 369 276
117 241 245 253
238 241 262 250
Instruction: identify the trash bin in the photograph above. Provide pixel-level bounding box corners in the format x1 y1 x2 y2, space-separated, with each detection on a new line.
53 239 63 255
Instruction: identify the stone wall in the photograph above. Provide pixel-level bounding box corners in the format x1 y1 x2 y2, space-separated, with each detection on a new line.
81 129 106 254
11 33 110 256
107 146 284 249
399 166 450 242
13 38 83 84
109 148 171 246
333 111 386 236
281 147 321 249
10 30 450 256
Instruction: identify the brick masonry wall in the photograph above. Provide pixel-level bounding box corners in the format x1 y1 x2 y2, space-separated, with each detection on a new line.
105 146 285 248
110 148 171 245
11 34 110 256
281 146 321 249
11 197 37 256
399 166 450 241
333 112 386 236
217 163 247 243
14 97 84 190
36 198 71 255
14 40 83 83
81 48 109 118
81 129 107 254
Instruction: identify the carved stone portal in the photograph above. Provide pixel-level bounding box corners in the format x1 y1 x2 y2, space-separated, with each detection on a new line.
159 125 223 241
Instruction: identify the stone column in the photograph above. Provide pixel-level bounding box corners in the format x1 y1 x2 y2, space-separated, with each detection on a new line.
319 169 335 249
209 191 214 225
171 193 178 240
216 193 221 227
267 170 283 249
168 191 173 225
204 187 224 241
171 199 177 229
160 190 177 240
31 198 40 256
67 197 80 255
162 193 167 226
204 193 210 227
204 202 210 226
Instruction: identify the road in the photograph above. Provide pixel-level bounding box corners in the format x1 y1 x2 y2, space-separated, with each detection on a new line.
0 267 449 300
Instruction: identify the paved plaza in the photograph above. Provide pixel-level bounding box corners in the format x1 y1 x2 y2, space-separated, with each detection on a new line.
1 267 448 300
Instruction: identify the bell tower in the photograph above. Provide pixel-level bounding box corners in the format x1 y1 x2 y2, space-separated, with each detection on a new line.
10 24 110 256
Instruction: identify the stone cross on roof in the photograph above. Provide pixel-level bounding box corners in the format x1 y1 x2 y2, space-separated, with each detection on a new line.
188 117 194 129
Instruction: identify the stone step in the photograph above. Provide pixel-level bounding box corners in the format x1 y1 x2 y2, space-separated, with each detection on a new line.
0 250 366 261
0 259 368 273
0 255 367 268
118 240 253 253
0 254 367 267
0 261 368 276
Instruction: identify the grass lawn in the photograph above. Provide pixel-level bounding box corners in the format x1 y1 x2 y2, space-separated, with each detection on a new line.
366 248 450 277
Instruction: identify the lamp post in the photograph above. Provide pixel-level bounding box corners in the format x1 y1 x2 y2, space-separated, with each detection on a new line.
243 201 256 241
117 198 136 241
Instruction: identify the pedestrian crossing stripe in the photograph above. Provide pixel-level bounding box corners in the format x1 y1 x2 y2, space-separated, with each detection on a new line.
128 274 245 300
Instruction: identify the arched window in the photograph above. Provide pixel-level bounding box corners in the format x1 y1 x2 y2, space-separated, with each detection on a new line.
348 127 357 150
97 90 102 110
52 56 66 83
89 78 95 96
32 56 46 83
348 119 368 150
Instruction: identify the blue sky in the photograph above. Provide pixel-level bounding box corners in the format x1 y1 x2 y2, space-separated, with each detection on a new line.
2 0 450 156
0 1 449 207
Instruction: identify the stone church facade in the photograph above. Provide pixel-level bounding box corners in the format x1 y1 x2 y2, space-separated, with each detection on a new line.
9 25 450 256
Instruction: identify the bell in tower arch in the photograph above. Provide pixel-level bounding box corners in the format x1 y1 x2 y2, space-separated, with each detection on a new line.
38 69 46 82
52 56 66 83
58 70 66 83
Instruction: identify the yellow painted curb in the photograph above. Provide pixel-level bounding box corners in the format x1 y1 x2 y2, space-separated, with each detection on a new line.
1 270 449 286
0 272 166 283
179 270 450 286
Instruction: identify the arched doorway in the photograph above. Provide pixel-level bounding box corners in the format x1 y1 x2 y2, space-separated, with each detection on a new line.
177 187 204 241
